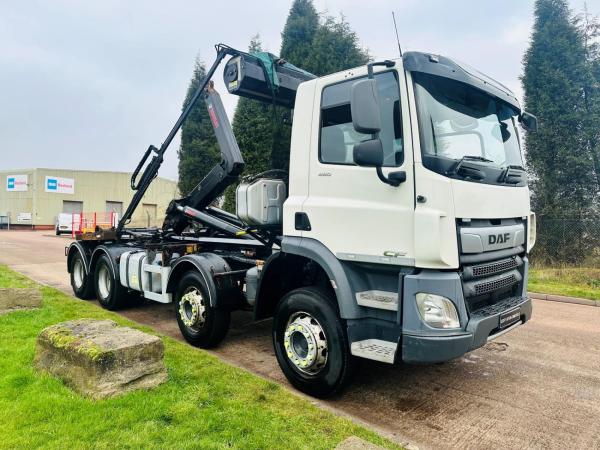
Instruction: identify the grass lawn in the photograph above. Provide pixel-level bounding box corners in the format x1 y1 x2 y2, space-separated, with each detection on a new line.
529 267 600 301
0 266 398 450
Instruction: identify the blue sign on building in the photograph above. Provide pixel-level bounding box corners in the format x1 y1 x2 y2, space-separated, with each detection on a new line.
7 178 15 189
47 178 58 190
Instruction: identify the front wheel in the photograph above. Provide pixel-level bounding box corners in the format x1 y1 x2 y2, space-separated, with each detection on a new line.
175 271 230 348
273 287 356 398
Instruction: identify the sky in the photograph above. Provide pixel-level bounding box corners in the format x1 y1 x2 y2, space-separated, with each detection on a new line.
0 0 596 181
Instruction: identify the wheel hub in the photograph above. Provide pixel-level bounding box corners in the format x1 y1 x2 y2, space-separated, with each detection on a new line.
73 259 84 289
97 265 111 299
179 288 206 328
284 313 328 374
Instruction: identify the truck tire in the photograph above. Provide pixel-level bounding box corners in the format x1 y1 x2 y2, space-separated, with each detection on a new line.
175 271 230 348
272 287 356 398
69 251 94 299
93 254 128 310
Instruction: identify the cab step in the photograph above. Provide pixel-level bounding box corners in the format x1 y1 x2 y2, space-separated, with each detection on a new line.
350 339 397 364
355 290 398 311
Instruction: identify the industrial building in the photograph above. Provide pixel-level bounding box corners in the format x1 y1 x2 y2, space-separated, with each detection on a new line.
0 168 178 230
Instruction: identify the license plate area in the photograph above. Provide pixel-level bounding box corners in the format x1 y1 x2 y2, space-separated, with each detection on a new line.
499 307 521 329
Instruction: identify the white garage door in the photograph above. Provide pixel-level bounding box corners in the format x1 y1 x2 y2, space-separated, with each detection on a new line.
62 200 83 214
106 201 123 216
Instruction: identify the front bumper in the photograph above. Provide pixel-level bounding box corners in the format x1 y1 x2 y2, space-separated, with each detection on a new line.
402 295 532 363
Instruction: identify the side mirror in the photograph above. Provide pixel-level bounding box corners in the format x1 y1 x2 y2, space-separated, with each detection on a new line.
353 139 384 167
350 79 381 133
354 139 406 187
519 111 538 132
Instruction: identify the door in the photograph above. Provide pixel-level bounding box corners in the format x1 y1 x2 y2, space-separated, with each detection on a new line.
61 200 83 231
62 200 83 214
142 203 157 228
105 201 123 216
301 64 415 266
106 201 123 226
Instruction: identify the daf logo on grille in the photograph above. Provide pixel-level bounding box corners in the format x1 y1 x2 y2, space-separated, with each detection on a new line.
489 233 510 245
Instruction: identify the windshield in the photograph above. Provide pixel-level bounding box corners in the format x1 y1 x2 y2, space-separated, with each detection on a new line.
413 72 524 182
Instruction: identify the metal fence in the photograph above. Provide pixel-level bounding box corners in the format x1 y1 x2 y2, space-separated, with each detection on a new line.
530 216 600 268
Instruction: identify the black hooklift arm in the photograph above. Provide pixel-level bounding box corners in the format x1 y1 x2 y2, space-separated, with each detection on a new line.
116 44 239 237
161 81 245 234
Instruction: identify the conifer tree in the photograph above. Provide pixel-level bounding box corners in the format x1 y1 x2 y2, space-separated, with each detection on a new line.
522 0 599 262
267 0 320 171
280 0 319 67
271 1 369 171
177 58 220 195
222 36 275 211
304 15 369 76
578 5 600 196
522 0 597 217
220 1 370 208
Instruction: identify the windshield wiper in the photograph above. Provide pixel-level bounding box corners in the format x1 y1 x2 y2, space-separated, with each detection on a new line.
503 164 525 171
448 155 495 176
498 165 526 184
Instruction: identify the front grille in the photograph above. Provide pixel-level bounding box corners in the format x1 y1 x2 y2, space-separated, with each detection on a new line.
474 273 518 295
462 269 522 299
470 295 525 317
472 257 519 278
456 218 527 314
462 255 523 281
458 218 527 314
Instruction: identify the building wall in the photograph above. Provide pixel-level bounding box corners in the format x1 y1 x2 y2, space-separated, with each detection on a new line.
0 168 178 229
0 170 35 227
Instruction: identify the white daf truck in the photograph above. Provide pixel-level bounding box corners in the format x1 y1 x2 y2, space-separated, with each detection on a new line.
66 44 537 397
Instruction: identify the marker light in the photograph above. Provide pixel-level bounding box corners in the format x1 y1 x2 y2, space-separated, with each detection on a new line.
528 212 536 251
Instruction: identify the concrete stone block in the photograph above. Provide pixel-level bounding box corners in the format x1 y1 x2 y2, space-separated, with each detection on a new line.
0 288 42 314
35 319 167 399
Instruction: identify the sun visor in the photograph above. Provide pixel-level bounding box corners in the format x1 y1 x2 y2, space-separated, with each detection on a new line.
402 52 521 111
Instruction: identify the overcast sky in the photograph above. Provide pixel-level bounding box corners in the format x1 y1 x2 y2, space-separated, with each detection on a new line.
0 0 595 181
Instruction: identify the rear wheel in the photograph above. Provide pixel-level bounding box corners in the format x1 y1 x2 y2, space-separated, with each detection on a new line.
94 255 128 310
70 252 94 299
175 271 230 348
273 287 356 398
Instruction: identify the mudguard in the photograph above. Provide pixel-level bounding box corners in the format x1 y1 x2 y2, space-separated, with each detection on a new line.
66 241 92 274
264 237 407 322
167 253 242 309
89 244 133 285
279 237 361 319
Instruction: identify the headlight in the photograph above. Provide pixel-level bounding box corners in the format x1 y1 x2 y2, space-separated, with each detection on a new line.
416 293 460 329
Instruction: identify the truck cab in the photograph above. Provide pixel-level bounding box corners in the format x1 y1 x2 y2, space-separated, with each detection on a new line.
66 46 536 398
280 52 534 362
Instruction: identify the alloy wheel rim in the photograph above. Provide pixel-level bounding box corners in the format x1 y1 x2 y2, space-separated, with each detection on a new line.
283 312 328 375
98 265 111 299
179 287 206 330
73 259 84 289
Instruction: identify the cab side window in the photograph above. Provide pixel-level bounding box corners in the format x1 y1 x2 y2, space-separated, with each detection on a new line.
319 71 403 166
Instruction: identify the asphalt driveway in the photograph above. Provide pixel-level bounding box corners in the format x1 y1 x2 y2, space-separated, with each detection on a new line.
1 230 599 449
